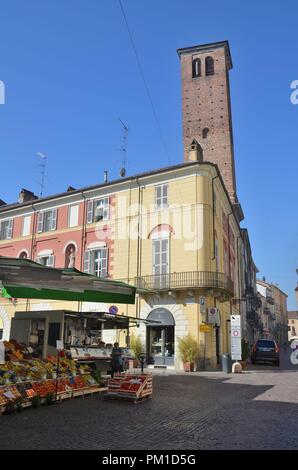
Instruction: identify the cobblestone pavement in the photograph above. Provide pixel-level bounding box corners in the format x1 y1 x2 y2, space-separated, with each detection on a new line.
0 350 297 450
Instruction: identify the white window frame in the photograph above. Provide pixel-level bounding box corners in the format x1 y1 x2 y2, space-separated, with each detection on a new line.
155 184 168 210
84 248 108 278
37 209 57 233
0 218 13 240
22 215 31 237
68 204 79 228
86 198 109 224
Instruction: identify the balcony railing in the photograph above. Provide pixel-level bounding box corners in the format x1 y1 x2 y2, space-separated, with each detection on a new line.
134 271 234 297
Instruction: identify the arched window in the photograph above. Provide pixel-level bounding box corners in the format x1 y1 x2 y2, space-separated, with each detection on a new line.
202 128 209 139
192 58 201 78
19 251 28 259
205 56 214 76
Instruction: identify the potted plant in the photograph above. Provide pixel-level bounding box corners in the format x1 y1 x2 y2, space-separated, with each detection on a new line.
178 335 200 372
239 338 250 370
45 393 55 406
129 334 143 368
32 394 41 409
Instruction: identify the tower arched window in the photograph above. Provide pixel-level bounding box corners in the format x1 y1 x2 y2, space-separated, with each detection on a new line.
202 127 209 139
192 58 201 78
205 56 214 76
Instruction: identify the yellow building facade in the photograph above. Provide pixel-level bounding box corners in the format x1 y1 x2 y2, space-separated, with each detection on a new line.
0 159 242 370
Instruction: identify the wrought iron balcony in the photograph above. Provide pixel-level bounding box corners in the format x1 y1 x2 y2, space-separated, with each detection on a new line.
134 271 234 298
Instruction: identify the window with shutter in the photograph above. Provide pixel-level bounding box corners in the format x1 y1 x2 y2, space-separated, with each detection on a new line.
51 209 57 231
37 212 44 233
87 200 94 224
84 251 91 273
155 184 168 209
0 219 13 240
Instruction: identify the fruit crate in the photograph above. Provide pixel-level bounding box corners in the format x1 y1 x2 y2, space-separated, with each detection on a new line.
106 374 153 402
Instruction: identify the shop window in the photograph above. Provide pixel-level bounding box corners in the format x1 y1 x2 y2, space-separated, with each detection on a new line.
87 198 109 224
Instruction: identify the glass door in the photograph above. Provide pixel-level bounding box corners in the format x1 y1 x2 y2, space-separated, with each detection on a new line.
147 326 174 366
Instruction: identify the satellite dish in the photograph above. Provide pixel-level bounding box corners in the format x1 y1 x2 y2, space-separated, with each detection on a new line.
119 167 126 178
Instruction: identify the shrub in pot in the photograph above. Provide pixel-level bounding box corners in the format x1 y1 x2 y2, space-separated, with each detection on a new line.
45 393 55 406
32 395 41 408
178 335 200 372
130 334 143 368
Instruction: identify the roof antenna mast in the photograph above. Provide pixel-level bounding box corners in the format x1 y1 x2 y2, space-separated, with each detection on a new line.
118 118 129 178
37 152 47 197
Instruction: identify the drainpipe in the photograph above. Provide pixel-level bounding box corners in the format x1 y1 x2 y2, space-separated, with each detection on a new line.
135 178 141 319
211 175 219 261
79 191 87 314
30 203 37 260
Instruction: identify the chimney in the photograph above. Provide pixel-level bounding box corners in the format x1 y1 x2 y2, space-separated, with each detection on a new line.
104 171 108 183
18 189 38 204
188 140 203 162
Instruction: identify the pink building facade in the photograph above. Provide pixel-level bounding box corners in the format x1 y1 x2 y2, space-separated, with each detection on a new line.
0 188 116 277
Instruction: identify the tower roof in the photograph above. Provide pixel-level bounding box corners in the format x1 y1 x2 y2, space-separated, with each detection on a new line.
177 40 232 69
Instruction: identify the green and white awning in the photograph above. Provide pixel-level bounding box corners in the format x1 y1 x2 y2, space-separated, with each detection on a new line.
0 256 135 304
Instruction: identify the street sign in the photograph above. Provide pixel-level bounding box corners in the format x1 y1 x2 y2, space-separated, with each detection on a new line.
109 305 118 315
208 307 220 326
200 324 212 333
230 314 241 360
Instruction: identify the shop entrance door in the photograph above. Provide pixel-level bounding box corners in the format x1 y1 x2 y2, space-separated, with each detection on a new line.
146 307 175 367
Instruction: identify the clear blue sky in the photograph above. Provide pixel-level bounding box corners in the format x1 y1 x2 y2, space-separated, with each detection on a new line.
0 0 297 308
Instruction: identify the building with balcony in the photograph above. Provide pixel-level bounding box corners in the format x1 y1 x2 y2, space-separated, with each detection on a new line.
256 279 288 345
0 40 256 369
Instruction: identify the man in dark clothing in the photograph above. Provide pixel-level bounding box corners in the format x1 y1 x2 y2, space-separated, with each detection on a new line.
110 342 124 377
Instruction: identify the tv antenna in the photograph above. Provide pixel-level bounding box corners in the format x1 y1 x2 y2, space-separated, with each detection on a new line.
118 117 128 177
37 152 47 197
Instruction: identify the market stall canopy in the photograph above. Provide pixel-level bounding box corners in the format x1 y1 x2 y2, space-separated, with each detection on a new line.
0 256 136 304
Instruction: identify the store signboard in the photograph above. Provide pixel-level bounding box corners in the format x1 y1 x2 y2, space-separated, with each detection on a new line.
230 314 242 360
199 324 212 333
0 341 4 364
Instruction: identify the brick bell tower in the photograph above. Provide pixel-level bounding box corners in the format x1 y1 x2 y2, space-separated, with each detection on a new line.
177 41 243 221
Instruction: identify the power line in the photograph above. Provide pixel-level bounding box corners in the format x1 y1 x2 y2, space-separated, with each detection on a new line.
118 0 171 164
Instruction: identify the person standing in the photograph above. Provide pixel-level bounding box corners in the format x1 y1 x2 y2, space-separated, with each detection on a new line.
110 342 123 377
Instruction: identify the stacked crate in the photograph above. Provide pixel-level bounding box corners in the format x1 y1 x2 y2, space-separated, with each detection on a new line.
106 373 153 402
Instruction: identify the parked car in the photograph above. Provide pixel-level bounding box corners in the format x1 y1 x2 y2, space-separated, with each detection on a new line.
251 339 280 366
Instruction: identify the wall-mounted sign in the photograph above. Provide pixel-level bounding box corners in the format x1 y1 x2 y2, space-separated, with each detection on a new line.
230 314 242 360
199 324 212 333
208 307 220 325
109 305 118 315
